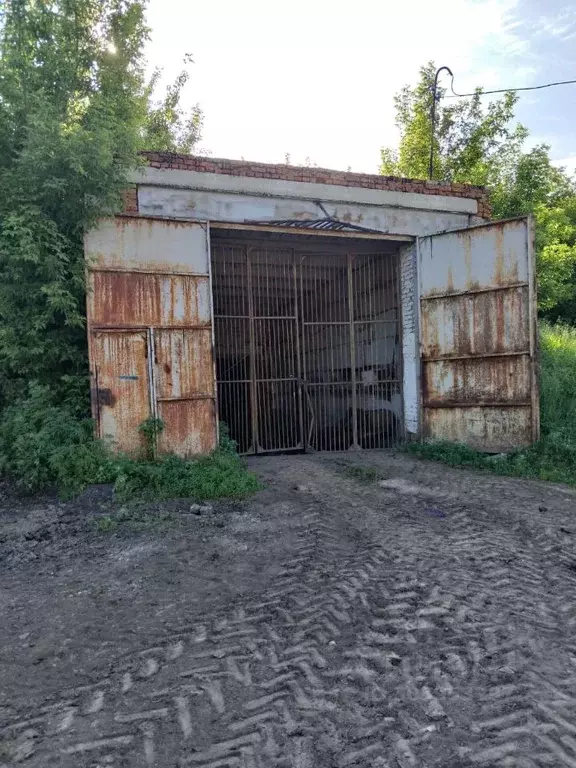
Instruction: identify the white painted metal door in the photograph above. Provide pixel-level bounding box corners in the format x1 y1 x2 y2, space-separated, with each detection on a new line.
418 217 539 452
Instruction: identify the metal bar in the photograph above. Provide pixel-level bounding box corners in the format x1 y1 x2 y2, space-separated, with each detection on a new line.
157 394 216 402
293 251 305 451
91 324 211 332
526 214 540 443
205 221 219 449
395 251 406 445
147 328 158 421
247 246 259 454
208 221 414 241
421 281 529 301
93 366 102 439
300 254 308 449
301 321 354 327
305 379 403 386
423 350 531 363
348 253 359 450
425 401 532 409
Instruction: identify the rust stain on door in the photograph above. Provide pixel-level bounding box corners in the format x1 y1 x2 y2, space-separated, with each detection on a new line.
157 399 217 457
154 329 215 399
91 331 150 456
88 272 211 328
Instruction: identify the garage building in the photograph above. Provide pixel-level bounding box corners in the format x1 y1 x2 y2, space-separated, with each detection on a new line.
84 153 538 457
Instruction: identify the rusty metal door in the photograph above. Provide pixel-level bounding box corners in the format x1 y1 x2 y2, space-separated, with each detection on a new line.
90 330 151 455
418 216 539 452
86 216 218 457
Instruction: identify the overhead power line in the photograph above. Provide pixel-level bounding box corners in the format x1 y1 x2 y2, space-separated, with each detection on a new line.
446 76 576 98
428 66 576 178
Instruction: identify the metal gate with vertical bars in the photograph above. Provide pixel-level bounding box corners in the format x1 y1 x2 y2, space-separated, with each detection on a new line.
211 235 403 454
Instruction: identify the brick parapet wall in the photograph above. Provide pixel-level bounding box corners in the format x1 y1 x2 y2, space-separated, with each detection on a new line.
121 185 138 215
139 151 491 219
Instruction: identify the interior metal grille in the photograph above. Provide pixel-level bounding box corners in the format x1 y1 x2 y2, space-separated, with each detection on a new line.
211 237 403 454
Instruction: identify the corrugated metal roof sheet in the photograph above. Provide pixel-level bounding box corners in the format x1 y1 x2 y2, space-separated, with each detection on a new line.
243 217 385 234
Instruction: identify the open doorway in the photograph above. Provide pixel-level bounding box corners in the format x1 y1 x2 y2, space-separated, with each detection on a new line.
211 228 405 454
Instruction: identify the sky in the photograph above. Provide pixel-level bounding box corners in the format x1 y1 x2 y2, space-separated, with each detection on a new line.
145 0 576 174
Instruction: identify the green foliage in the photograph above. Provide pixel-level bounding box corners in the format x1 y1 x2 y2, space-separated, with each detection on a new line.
0 385 260 500
219 422 239 455
95 515 119 532
113 451 260 502
381 62 576 324
142 54 204 154
0 1 206 409
0 0 151 405
139 416 165 460
335 462 384 484
408 323 576 486
94 505 174 532
380 61 524 186
0 384 112 497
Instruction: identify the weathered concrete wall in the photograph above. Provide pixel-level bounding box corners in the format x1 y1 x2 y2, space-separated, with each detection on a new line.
137 152 492 219
136 182 473 238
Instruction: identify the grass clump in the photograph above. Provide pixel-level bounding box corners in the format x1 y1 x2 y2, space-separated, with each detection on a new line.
0 384 260 500
408 322 576 486
336 462 384 484
112 450 260 502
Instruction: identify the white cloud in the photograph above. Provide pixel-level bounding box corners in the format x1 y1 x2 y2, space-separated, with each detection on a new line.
552 156 576 174
144 0 539 172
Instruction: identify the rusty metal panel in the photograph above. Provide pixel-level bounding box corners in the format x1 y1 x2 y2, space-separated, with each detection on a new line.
425 406 533 453
85 216 209 274
424 356 531 405
419 217 538 452
419 217 529 296
90 331 150 455
420 287 530 359
88 272 211 328
157 400 216 457
154 329 215 399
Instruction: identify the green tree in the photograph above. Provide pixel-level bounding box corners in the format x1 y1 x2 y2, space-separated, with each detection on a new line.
143 54 204 154
0 0 206 411
0 0 150 407
380 62 526 186
381 62 576 322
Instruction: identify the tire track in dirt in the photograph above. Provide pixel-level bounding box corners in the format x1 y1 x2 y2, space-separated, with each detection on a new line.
2 455 576 766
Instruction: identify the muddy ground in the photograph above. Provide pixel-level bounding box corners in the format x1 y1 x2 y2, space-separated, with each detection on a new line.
1 453 576 767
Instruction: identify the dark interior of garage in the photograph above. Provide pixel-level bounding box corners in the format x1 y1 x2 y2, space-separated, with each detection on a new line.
210 228 404 454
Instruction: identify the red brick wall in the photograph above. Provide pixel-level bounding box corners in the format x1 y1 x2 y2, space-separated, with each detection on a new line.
140 151 491 219
121 185 138 215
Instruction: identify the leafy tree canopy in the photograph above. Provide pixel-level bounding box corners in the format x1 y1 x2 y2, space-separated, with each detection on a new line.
0 0 204 409
381 62 576 322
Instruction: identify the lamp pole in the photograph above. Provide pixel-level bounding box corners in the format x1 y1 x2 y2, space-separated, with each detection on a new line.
429 66 453 180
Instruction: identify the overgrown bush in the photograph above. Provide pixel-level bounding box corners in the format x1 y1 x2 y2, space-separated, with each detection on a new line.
113 451 259 502
0 384 112 496
408 322 576 486
0 384 259 500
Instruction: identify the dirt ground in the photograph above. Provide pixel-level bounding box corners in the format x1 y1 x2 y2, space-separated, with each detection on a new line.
1 453 576 767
